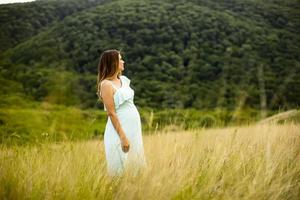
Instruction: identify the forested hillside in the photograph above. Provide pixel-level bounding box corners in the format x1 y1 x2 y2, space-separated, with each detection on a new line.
0 0 299 110
0 0 112 52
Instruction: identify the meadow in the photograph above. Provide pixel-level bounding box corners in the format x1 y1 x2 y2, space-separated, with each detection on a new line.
1 122 299 200
1 0 299 199
0 101 269 145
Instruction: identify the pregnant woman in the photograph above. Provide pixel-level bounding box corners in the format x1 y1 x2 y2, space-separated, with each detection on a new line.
96 49 147 177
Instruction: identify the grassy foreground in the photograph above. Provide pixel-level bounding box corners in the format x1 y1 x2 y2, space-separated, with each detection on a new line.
0 123 299 200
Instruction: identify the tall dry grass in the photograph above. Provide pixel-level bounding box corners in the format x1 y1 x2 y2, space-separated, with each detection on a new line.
0 123 299 200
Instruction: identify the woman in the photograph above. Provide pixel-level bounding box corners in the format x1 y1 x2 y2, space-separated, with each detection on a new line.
96 49 147 177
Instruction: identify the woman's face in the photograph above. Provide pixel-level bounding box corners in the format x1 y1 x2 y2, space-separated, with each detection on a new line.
118 54 125 71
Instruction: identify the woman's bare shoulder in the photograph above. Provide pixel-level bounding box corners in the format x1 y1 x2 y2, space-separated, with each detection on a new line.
100 80 113 89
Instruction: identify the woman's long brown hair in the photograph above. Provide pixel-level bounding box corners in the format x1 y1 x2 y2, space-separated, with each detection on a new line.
96 49 122 101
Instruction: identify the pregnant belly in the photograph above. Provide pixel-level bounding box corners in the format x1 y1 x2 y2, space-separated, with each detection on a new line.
106 104 141 126
105 104 141 142
117 104 140 123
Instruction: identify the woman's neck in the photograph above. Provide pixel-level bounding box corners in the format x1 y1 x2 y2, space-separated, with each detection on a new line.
107 73 119 81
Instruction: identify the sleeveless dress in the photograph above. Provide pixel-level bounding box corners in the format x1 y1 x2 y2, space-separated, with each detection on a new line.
100 75 147 177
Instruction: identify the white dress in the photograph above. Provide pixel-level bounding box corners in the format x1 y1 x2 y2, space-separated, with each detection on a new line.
101 75 147 177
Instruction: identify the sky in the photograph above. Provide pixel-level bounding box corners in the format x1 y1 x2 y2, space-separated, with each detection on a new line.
0 0 36 4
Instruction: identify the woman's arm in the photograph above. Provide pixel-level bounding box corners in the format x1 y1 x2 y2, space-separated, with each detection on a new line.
100 80 127 140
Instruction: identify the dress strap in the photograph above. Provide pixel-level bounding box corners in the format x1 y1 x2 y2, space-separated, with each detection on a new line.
99 78 121 96
108 77 123 90
108 81 118 90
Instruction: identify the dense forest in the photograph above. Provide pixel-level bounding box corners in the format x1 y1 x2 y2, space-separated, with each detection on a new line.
0 0 112 52
0 0 299 111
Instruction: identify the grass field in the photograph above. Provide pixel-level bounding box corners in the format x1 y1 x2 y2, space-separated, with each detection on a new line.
0 123 299 200
1 102 270 145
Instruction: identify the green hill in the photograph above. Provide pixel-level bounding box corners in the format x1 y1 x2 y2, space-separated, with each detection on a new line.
0 0 299 110
0 0 112 52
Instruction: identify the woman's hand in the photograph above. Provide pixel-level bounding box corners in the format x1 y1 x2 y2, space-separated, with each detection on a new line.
120 136 130 153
